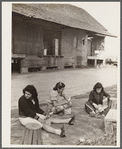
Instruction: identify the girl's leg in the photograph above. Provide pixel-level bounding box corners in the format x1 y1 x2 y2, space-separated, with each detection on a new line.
102 107 111 116
85 101 96 114
63 101 72 109
37 113 46 119
43 123 66 137
19 117 65 137
42 123 61 135
99 100 112 116
48 117 72 124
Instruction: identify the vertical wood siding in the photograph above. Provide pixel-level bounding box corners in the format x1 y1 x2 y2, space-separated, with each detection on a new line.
61 28 87 66
12 13 105 69
12 19 44 56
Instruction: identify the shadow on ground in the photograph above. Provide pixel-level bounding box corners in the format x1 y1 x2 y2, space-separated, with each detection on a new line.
11 85 117 146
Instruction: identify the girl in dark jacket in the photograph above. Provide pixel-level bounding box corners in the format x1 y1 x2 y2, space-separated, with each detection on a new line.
18 85 75 138
85 82 112 118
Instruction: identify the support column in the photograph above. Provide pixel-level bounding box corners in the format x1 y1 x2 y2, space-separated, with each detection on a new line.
94 59 97 68
103 59 105 66
20 58 28 73
20 67 28 73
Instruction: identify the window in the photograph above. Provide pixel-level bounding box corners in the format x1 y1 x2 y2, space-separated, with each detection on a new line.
43 28 61 56
82 38 85 45
73 36 78 48
54 39 59 56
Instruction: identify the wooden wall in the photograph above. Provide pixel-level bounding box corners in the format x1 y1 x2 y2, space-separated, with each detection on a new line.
12 18 44 57
61 28 87 66
12 12 63 70
12 12 99 70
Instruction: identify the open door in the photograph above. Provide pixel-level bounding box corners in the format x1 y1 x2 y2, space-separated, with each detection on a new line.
43 28 61 56
12 58 21 73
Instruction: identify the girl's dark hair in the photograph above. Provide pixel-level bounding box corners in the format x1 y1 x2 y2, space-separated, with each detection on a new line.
23 85 39 107
23 85 38 99
53 82 65 90
93 82 104 92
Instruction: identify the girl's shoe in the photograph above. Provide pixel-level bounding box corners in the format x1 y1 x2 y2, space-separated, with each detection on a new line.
96 113 105 119
60 124 66 137
89 111 96 117
68 115 75 125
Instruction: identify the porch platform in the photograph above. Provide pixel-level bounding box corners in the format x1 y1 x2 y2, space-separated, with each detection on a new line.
87 56 105 68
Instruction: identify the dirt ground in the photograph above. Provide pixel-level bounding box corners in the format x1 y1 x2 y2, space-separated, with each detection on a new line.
11 66 118 146
11 65 117 109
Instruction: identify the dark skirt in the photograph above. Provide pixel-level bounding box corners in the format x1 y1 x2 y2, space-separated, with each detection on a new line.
85 100 112 116
85 101 96 114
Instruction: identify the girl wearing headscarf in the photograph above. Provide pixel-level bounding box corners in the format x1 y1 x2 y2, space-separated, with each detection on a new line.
85 82 112 118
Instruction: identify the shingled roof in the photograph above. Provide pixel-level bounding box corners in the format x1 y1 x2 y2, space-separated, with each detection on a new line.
12 3 116 37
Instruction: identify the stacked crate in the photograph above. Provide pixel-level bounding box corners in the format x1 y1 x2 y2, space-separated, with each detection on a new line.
104 98 117 144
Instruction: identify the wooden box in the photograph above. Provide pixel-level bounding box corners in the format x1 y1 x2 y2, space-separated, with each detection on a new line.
111 98 117 109
104 109 117 134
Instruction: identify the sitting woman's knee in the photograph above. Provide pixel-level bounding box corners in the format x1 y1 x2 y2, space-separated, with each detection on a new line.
45 119 51 126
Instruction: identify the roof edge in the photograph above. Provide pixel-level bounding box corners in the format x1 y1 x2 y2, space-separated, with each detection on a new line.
12 5 117 38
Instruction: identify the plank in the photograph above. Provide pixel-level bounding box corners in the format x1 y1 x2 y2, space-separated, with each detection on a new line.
28 130 33 144
23 128 30 144
104 109 117 122
111 98 117 109
33 130 38 145
21 127 26 144
37 128 43 145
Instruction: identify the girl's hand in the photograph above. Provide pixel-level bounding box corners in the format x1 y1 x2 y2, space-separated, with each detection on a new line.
38 117 45 123
62 94 66 99
45 111 53 119
97 104 101 108
98 107 103 112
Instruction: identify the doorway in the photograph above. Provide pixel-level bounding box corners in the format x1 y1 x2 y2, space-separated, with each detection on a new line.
12 58 21 73
43 28 61 56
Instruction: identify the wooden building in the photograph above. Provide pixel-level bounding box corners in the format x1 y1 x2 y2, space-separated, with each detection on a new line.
12 4 116 73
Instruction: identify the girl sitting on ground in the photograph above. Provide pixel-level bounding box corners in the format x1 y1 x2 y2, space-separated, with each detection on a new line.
18 85 75 138
48 82 72 115
85 82 112 118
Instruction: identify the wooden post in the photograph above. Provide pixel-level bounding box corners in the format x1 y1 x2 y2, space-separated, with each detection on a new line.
104 109 117 134
21 123 43 145
111 98 117 109
94 59 97 68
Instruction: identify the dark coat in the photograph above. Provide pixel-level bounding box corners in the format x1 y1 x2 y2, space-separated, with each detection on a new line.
18 95 44 118
88 90 110 105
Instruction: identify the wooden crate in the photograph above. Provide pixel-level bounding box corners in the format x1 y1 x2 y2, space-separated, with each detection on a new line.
111 98 117 109
104 109 117 134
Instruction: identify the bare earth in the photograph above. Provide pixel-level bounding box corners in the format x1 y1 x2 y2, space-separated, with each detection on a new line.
11 65 118 146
